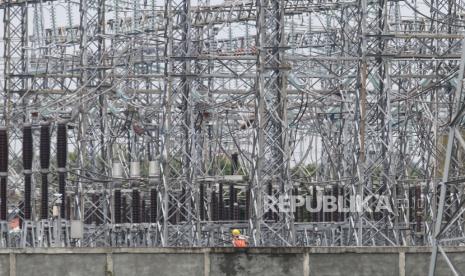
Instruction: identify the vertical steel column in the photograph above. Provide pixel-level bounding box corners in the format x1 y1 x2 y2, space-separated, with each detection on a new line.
77 0 90 225
0 128 7 221
159 0 172 245
428 35 465 276
252 0 293 245
250 0 266 245
3 0 28 124
78 0 103 229
356 0 368 246
161 0 198 246
2 1 27 235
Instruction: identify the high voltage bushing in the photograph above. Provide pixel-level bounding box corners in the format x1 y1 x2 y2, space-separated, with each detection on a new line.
57 122 67 218
57 123 67 168
24 175 32 220
40 174 48 219
40 123 50 169
150 188 157 223
0 127 8 221
409 186 415 224
40 122 50 219
211 188 218 221
200 183 205 220
0 178 6 220
228 184 235 220
141 198 146 223
219 183 224 220
122 196 127 223
233 202 239 220
23 125 33 170
114 189 122 224
23 125 33 220
0 127 8 173
58 175 66 219
132 189 140 223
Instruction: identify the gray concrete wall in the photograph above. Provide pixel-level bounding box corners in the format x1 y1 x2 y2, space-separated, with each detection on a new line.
0 247 463 276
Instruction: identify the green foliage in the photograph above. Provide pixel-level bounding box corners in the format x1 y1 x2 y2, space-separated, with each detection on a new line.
69 151 78 164
209 155 245 176
407 166 422 179
216 155 233 175
168 158 182 177
291 163 318 178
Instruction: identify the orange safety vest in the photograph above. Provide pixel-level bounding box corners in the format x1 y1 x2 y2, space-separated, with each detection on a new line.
233 237 248 248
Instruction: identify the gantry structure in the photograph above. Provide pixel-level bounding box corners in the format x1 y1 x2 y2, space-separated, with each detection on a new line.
1 0 465 263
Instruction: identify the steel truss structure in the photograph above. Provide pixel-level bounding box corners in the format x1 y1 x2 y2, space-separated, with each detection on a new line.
0 0 465 261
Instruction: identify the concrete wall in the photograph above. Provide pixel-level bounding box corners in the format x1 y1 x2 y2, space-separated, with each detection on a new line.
0 247 463 276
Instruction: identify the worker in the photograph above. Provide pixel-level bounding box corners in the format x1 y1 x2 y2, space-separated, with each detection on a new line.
231 229 248 248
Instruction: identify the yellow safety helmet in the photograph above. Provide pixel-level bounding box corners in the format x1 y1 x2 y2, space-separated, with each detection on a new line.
232 229 241 236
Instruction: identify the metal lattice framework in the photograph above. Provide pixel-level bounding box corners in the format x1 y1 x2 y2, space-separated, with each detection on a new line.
0 0 465 263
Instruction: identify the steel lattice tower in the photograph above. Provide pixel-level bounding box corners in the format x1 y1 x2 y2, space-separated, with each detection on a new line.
1 0 465 264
